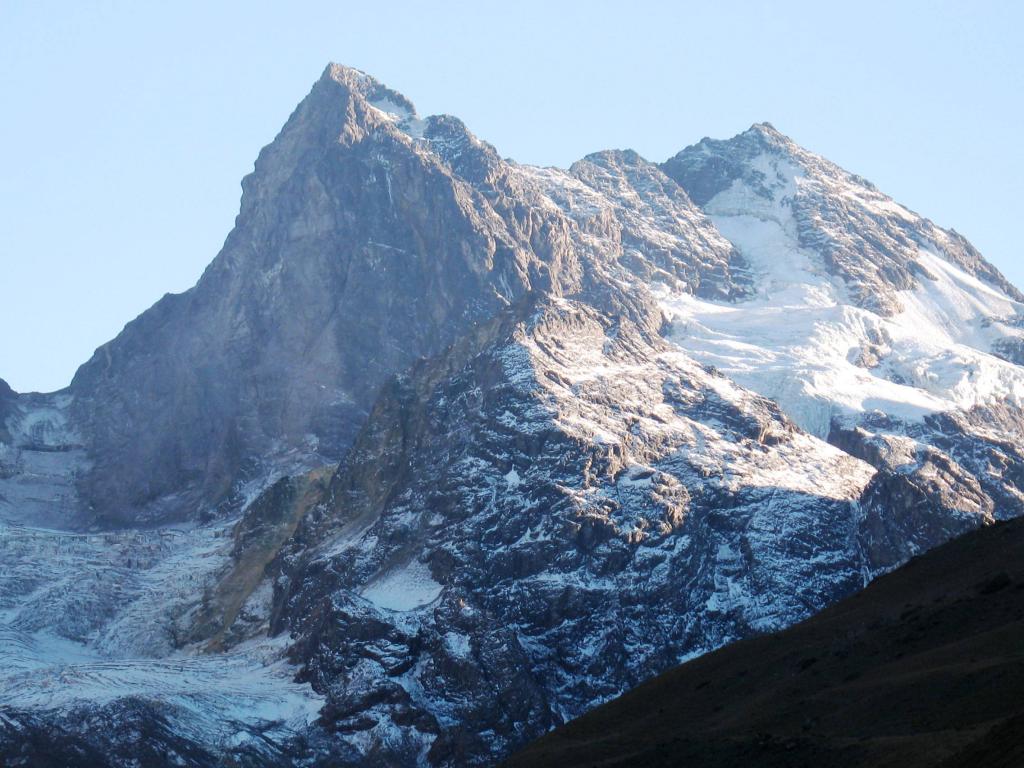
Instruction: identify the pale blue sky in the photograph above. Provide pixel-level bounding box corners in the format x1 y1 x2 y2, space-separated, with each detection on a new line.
1 1 1021 392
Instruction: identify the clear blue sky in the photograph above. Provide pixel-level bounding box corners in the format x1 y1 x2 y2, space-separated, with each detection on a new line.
1 1 1021 392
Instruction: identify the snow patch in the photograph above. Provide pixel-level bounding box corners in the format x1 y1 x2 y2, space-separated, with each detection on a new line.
360 559 443 612
368 97 427 139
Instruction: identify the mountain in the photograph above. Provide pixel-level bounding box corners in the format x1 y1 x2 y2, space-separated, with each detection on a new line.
65 65 546 527
505 515 1024 768
2 65 1024 767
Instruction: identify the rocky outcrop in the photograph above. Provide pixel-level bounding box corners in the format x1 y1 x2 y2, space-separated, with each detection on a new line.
187 466 333 650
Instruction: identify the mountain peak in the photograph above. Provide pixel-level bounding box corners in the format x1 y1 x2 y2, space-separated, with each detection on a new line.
323 61 371 85
701 120 799 159
660 123 805 207
741 120 795 147
319 62 419 119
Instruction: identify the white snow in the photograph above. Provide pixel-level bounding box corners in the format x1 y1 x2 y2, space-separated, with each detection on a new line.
0 627 322 744
443 631 472 658
0 512 323 745
658 152 1024 437
367 96 427 139
368 97 412 121
359 559 443 612
0 390 330 746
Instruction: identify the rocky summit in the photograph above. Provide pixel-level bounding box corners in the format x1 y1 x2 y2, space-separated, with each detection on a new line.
3 64 1024 767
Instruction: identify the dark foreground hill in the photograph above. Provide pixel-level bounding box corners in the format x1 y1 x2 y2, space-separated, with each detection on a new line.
506 516 1024 768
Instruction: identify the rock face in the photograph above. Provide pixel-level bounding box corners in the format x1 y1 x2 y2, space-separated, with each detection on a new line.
271 293 877 764
66 65 549 526
3 65 1024 767
0 378 15 443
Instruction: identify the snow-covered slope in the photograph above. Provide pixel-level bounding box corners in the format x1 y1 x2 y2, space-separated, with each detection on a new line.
0 516 323 761
3 69 1024 767
658 128 1024 438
